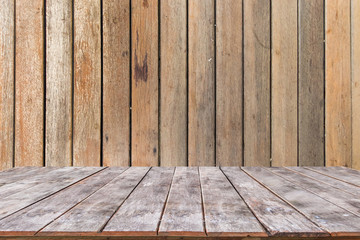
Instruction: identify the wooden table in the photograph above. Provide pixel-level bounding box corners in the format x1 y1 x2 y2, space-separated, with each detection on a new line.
0 166 359 239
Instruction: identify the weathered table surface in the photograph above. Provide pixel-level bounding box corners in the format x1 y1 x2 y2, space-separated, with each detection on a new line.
0 166 359 239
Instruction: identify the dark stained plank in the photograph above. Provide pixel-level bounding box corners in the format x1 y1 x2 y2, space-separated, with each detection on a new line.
40 167 149 235
102 0 130 166
221 167 327 237
102 167 174 236
298 0 325 166
305 167 360 187
268 167 360 217
160 0 187 166
188 0 215 166
158 167 204 236
243 0 271 167
243 167 360 236
0 168 127 236
216 0 243 166
0 167 103 220
287 167 360 196
199 167 266 237
131 0 159 166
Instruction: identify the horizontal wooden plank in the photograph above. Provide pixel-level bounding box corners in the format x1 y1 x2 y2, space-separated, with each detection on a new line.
306 167 360 187
0 167 48 186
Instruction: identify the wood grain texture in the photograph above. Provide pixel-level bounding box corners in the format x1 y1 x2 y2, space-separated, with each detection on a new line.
0 0 14 171
103 0 130 166
271 0 298 166
216 0 242 166
73 0 101 166
188 0 215 166
199 167 266 237
15 0 44 166
222 167 326 237
41 167 149 235
298 0 325 166
0 168 126 235
306 166 360 187
158 167 204 236
160 0 187 166
352 0 360 170
45 0 73 167
0 167 48 186
243 0 271 167
325 0 351 167
131 0 159 166
103 167 174 235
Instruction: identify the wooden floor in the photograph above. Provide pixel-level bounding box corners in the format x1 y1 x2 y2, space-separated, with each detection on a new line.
0 167 359 239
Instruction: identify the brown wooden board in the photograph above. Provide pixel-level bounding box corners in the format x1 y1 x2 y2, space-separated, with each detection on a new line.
216 0 243 166
221 167 327 237
45 0 73 167
188 0 215 166
243 0 271 167
243 167 360 236
306 167 360 187
40 167 149 235
0 168 127 236
73 0 101 166
15 0 44 167
0 167 103 220
353 0 360 170
158 167 204 236
298 0 325 166
102 167 174 236
199 167 266 237
0 0 14 171
131 0 159 166
160 0 187 167
102 0 130 166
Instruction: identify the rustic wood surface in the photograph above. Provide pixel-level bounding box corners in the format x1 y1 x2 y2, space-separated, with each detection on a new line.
0 167 359 238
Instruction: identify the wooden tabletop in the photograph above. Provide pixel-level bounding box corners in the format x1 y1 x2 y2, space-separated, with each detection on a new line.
0 166 359 239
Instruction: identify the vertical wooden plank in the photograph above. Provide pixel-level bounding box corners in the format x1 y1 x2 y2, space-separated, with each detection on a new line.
352 0 360 170
131 0 159 166
73 0 101 166
15 0 44 166
243 0 271 166
103 0 130 166
325 0 351 167
0 0 14 170
188 0 215 166
45 0 72 167
298 0 325 166
216 0 242 166
160 0 187 166
271 0 298 166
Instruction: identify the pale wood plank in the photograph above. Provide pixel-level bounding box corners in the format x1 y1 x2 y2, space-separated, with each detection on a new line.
199 167 266 237
0 167 102 220
0 0 14 171
103 167 174 236
0 167 39 185
40 167 149 235
306 167 360 187
352 0 360 170
131 0 159 166
0 168 126 236
188 0 215 166
73 0 101 166
45 0 73 167
158 167 204 236
287 167 360 196
103 0 130 166
15 0 44 166
243 0 271 167
160 0 187 166
222 167 326 237
325 0 351 167
271 0 298 166
243 167 360 236
216 0 242 166
298 0 325 166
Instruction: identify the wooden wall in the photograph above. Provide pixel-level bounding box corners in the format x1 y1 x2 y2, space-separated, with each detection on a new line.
0 0 358 168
